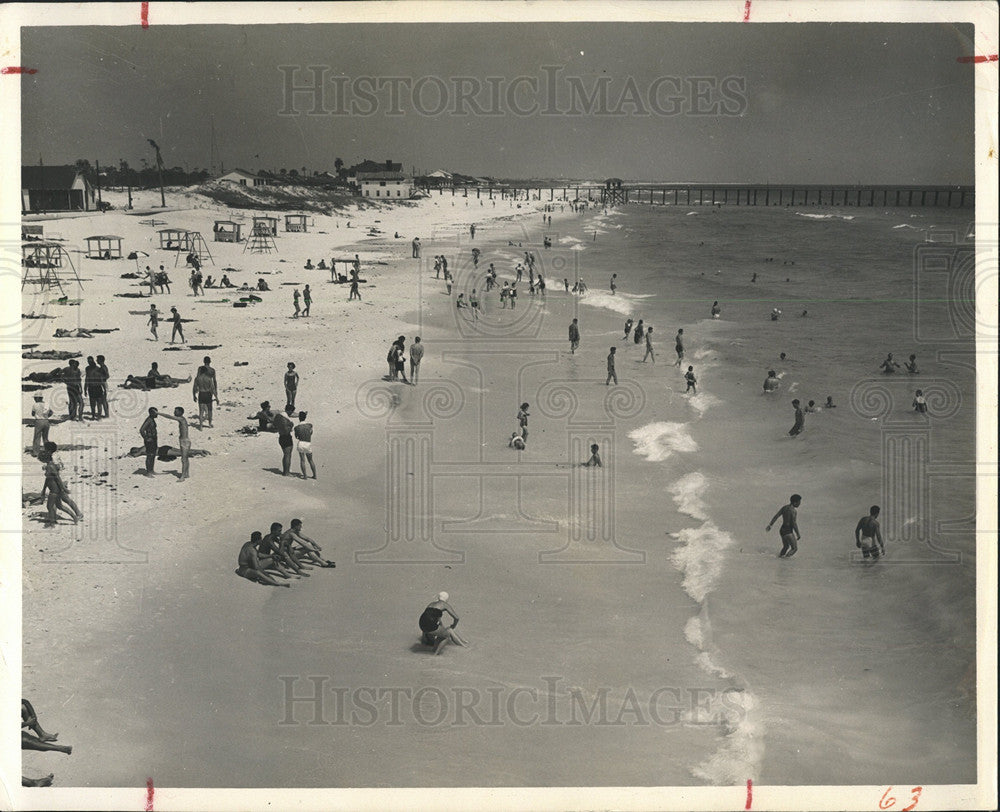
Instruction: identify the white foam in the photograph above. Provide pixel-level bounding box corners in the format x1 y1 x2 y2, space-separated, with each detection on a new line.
628 422 698 462
892 223 923 230
669 472 709 521
669 521 734 603
577 290 652 316
795 212 855 221
558 235 582 244
691 690 765 784
687 391 721 418
568 244 587 251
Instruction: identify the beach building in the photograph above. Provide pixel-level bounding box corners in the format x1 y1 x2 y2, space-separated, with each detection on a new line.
285 213 308 232
85 235 123 259
21 165 96 213
355 160 413 199
218 168 271 187
213 220 242 243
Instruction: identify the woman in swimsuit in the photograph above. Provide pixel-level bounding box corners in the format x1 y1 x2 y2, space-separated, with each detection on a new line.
418 592 469 654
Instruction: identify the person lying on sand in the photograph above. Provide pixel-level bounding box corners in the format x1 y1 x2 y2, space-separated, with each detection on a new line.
24 367 69 383
121 373 191 390
53 328 93 338
236 532 291 587
124 444 209 461
418 592 469 654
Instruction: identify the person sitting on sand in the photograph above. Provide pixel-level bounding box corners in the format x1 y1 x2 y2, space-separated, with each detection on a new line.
220 274 234 288
248 401 274 431
257 278 270 292
317 259 327 270
418 592 469 654
236 532 291 587
304 259 314 270
880 353 900 374
203 275 215 288
825 396 836 408
582 443 603 467
22 697 73 779
239 282 252 291
281 519 335 568
763 370 780 393
905 354 919 374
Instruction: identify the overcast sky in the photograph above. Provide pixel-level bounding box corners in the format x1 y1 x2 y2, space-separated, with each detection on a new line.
20 22 975 183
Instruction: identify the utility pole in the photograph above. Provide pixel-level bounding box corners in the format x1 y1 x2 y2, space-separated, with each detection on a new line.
148 138 166 208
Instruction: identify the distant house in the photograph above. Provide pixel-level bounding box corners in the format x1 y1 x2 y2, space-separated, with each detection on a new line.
21 165 95 213
218 168 270 187
354 159 413 199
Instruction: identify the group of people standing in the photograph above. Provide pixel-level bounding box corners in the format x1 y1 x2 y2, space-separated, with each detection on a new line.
385 335 424 385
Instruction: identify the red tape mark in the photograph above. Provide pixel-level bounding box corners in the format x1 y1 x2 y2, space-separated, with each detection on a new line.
957 54 998 63
745 778 753 809
2 67 38 74
145 777 154 811
141 1 149 28
743 0 752 22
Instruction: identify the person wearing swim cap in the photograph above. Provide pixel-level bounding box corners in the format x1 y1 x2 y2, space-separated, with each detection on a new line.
418 592 469 654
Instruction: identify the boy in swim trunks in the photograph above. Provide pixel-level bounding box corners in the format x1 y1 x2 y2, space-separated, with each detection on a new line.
854 505 885 560
294 411 317 479
767 494 802 558
158 406 191 480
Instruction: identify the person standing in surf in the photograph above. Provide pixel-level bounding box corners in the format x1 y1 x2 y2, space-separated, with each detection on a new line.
854 505 885 560
767 494 802 558
789 399 805 436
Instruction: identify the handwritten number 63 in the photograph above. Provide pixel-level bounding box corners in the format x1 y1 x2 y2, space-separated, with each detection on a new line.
879 786 923 811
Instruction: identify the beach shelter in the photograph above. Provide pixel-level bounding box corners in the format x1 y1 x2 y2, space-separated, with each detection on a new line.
21 241 83 293
174 231 215 267
158 228 191 251
244 221 278 254
213 220 242 243
251 215 279 237
285 213 308 233
85 235 123 259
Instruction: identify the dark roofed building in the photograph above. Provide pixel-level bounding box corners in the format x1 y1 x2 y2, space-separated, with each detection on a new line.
21 165 96 213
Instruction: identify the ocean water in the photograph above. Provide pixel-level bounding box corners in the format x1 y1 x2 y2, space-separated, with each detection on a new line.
558 202 978 785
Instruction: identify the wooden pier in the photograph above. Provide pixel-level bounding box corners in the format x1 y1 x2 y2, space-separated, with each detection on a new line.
415 181 973 208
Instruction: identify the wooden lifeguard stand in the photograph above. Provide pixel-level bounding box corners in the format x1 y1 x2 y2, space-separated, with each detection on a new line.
251 216 279 237
174 231 214 267
85 235 123 259
601 178 627 206
213 220 242 242
285 214 308 233
244 221 278 254
158 228 191 251
22 241 83 293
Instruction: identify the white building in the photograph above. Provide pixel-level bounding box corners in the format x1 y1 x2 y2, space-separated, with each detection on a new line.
218 168 269 187
358 171 414 199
